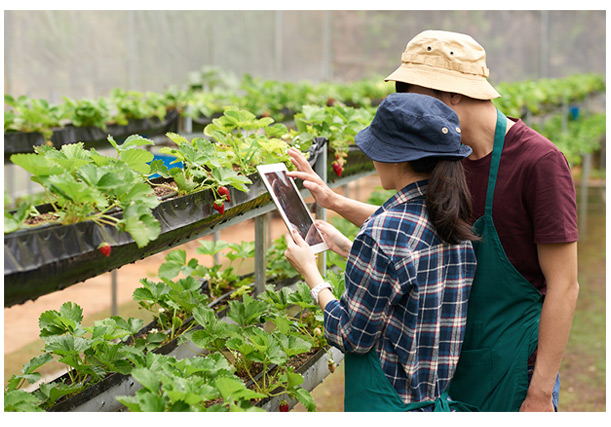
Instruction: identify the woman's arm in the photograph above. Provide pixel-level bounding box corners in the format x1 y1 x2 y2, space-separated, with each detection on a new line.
315 220 352 258
287 148 377 227
284 228 399 354
283 229 333 311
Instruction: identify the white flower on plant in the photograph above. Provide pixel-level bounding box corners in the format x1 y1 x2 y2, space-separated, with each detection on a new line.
150 328 159 334
158 307 165 313
204 274 211 281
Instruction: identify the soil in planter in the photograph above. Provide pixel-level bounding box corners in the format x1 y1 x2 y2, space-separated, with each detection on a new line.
152 181 178 198
24 212 60 226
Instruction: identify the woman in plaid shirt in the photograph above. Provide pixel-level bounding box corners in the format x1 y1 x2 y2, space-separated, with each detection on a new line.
284 93 478 411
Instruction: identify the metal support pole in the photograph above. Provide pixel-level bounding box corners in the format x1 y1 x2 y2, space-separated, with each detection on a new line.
322 11 332 81
111 270 118 316
5 11 12 95
213 231 221 264
266 212 272 248
254 215 267 295
274 11 283 80
181 106 193 134
579 153 591 237
313 142 328 274
539 10 550 78
127 11 136 90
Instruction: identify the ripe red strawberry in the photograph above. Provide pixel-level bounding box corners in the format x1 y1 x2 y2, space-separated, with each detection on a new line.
213 202 225 215
98 242 111 257
279 400 289 412
332 161 343 177
218 186 230 202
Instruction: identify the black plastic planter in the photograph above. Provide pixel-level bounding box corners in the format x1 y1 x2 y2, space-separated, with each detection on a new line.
58 110 180 148
3 131 47 159
257 346 344 412
3 173 271 307
3 110 179 159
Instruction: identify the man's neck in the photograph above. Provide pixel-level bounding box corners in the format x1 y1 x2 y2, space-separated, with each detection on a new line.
462 102 513 160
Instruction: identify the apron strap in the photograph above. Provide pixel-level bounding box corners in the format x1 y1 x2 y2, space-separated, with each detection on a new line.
484 109 508 215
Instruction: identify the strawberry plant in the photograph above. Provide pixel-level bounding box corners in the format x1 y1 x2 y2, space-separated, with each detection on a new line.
154 240 255 300
196 240 256 298
60 96 113 129
4 201 39 234
108 88 168 124
203 106 294 174
493 73 606 118
532 111 606 166
291 103 374 175
133 274 209 343
4 94 63 139
8 135 161 247
115 352 265 412
4 302 149 410
150 131 252 197
151 107 295 214
187 295 317 411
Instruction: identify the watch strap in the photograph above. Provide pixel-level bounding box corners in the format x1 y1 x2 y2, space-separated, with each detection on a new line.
310 281 332 305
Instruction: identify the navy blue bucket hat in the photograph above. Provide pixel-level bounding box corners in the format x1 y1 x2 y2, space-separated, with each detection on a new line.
355 93 472 163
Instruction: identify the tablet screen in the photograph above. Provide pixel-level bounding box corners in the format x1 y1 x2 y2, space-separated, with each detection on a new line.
262 169 325 246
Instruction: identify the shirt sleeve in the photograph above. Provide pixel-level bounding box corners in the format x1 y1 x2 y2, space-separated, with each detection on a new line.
323 232 409 354
528 150 579 243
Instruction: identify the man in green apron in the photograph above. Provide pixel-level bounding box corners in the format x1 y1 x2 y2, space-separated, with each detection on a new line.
385 30 580 411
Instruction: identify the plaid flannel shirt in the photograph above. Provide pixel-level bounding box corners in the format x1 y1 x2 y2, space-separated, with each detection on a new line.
324 180 476 404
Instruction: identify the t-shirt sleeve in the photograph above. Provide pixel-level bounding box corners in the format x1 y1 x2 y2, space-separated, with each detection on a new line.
528 150 579 243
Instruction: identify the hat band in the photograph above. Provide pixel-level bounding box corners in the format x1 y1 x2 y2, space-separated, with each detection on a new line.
401 52 489 77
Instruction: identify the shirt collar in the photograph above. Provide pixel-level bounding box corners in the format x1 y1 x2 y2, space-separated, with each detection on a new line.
378 179 428 213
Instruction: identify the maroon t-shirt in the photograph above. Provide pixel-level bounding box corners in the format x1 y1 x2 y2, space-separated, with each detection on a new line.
462 118 578 295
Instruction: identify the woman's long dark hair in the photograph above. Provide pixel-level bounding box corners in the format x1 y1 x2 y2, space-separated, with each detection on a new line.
410 157 479 244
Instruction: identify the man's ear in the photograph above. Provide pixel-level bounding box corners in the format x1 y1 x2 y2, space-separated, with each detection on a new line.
445 92 463 106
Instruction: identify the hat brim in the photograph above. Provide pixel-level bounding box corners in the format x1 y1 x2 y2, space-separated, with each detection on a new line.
385 62 501 100
355 126 472 163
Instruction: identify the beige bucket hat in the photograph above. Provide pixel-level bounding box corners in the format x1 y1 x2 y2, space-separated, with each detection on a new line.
385 30 501 100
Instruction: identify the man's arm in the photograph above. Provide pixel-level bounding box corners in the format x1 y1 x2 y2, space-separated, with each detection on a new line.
520 242 580 412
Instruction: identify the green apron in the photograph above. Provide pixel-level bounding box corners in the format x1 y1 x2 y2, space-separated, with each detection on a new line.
448 109 544 411
344 350 476 412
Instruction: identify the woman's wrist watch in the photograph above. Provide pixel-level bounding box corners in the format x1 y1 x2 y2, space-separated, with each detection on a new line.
310 281 332 305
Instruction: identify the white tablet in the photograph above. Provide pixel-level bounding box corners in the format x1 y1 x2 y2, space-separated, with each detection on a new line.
257 163 329 254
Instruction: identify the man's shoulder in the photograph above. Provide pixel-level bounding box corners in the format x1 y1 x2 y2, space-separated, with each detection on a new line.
507 119 562 156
